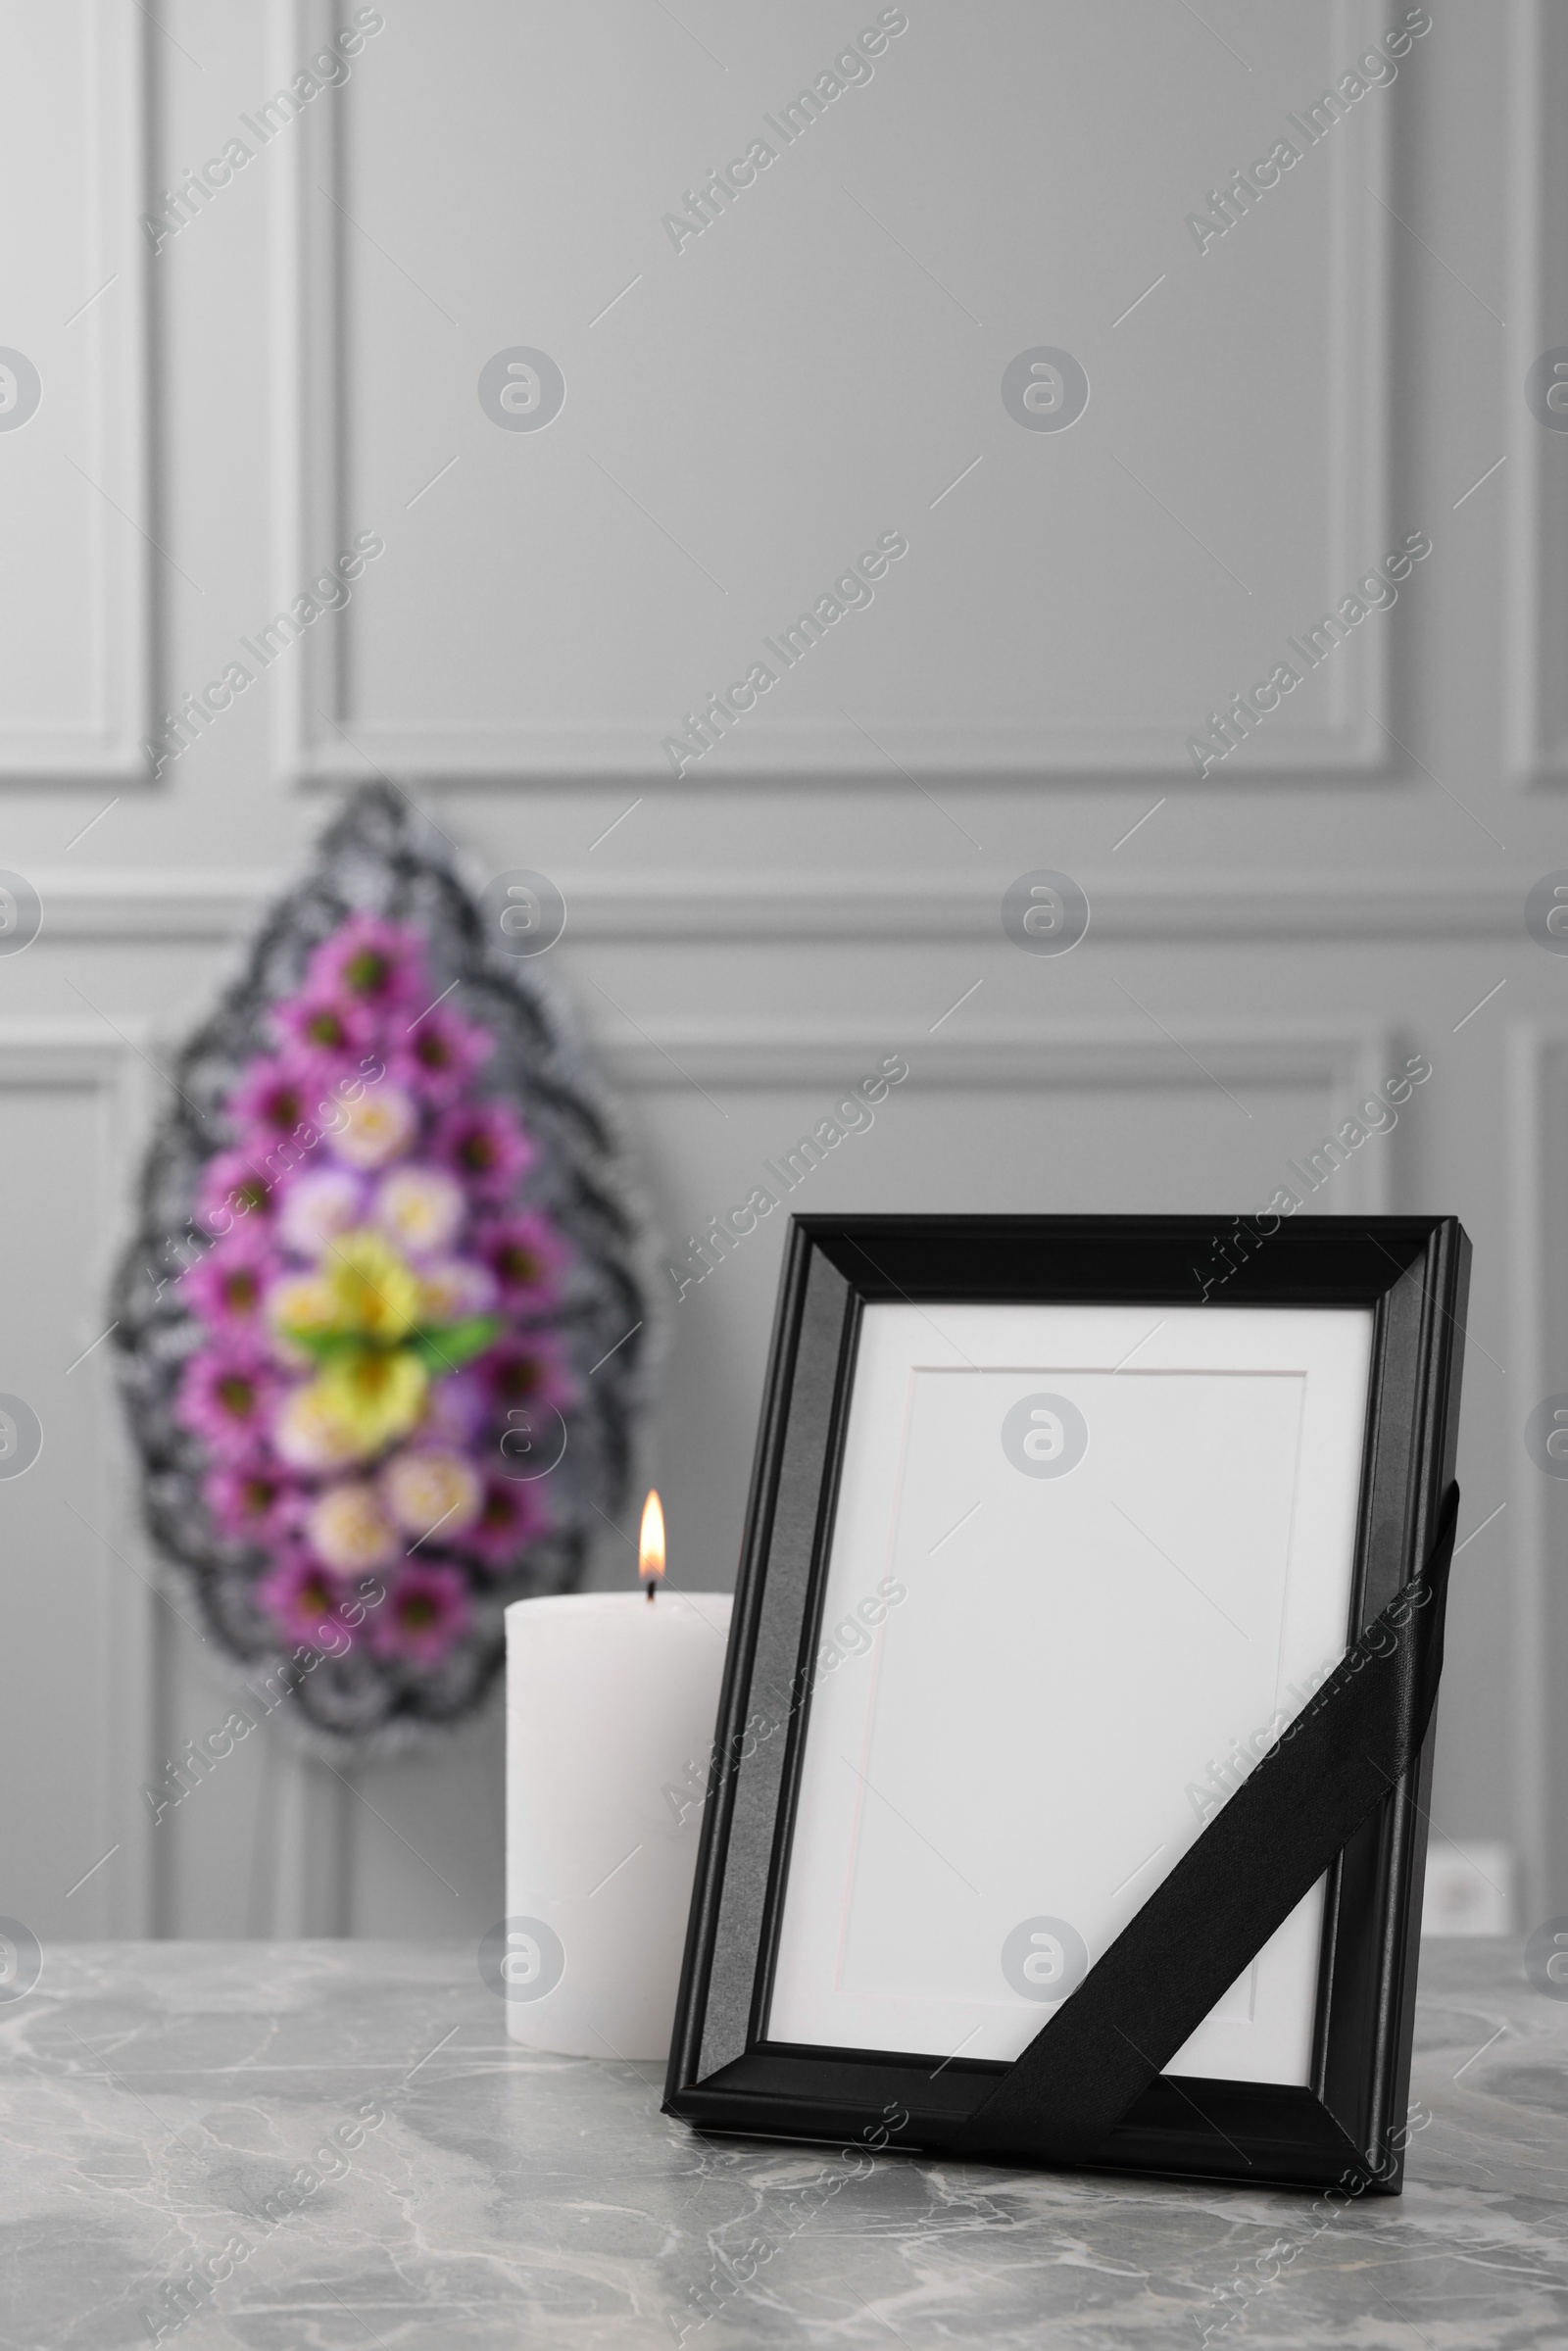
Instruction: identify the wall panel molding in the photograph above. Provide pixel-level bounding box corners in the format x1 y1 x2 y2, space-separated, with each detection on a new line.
595 1016 1386 1087
601 1016 1396 1213
0 1022 353 1942
1508 0 1568 785
276 0 1396 787
0 1022 155 1935
0 2 152 780
29 869 1525 946
1507 1021 1566 1916
117 994 1389 1110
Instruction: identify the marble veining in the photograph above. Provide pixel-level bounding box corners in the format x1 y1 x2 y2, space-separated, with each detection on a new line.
1 1938 1565 2348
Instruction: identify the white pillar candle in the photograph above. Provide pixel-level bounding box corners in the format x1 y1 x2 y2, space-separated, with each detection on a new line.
503 1589 734 2060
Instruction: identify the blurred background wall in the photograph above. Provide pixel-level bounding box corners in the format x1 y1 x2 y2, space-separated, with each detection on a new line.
0 0 1561 1942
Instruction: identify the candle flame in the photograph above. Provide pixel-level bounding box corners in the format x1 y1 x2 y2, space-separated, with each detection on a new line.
639 1489 665 1594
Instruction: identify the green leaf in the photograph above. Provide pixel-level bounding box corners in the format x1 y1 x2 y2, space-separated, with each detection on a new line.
275 1326 351 1363
412 1315 501 1372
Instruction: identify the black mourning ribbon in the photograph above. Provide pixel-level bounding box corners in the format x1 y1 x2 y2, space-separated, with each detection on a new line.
938 1483 1460 2170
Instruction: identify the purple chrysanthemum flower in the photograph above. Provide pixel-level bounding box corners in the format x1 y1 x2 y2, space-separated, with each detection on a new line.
174 1342 281 1458
433 1102 536 1202
272 989 377 1070
389 1004 493 1104
195 1149 279 1234
256 1551 358 1649
228 1057 323 1148
477 1333 578 1421
474 1211 570 1314
456 1473 551 1571
177 1231 277 1335
204 1457 306 1546
307 913 427 1015
368 1562 470 1665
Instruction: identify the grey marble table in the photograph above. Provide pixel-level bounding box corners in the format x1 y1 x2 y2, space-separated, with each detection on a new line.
2 1938 1565 2349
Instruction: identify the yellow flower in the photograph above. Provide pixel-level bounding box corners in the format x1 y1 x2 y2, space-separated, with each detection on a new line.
318 1230 422 1345
315 1346 428 1457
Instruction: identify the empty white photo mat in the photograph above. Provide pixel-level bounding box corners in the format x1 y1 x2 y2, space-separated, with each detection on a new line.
766 1300 1374 2085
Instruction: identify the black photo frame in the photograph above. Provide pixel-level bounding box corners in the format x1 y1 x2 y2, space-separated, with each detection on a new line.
664 1213 1470 2192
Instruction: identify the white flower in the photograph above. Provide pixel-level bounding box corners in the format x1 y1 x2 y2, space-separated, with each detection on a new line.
380 1447 482 1540
266 1273 338 1339
416 1260 496 1326
332 1085 418 1172
264 1274 336 1371
277 1168 364 1258
306 1480 398 1572
373 1165 466 1258
274 1383 364 1473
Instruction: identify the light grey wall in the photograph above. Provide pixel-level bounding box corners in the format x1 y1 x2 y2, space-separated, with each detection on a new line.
0 0 1560 1942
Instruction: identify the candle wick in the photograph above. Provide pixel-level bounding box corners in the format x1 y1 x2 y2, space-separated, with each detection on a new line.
645 1578 656 1603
